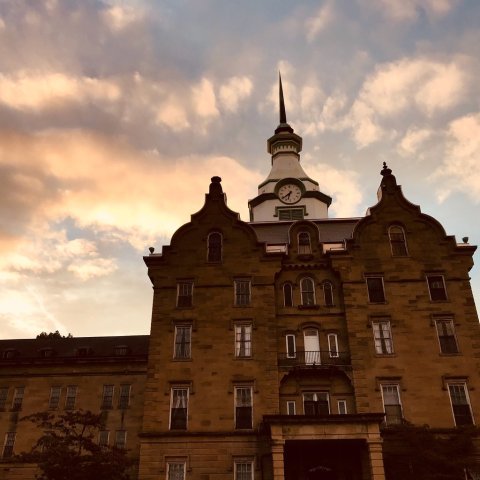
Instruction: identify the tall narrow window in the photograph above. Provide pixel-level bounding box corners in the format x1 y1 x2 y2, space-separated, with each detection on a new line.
99 430 109 447
304 329 320 365
286 334 296 358
170 388 188 430
235 461 254 480
101 385 114 409
435 319 458 354
372 321 394 355
300 277 315 306
167 462 186 480
448 383 474 426
118 384 131 409
2 432 15 458
114 430 127 449
298 232 311 254
381 384 403 425
366 276 386 303
49 386 62 409
323 282 334 307
0 387 8 410
177 282 193 307
235 387 253 429
338 400 347 414
235 279 251 306
283 283 293 307
287 401 296 415
65 386 77 410
389 225 408 256
12 387 24 411
327 333 339 358
207 232 222 262
427 275 447 301
235 324 252 358
174 326 192 359
303 392 330 415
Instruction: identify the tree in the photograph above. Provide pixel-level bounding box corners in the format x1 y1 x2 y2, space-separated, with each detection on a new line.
36 331 73 339
17 410 133 480
382 424 478 480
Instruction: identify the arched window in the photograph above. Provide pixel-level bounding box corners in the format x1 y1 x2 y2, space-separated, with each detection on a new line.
300 277 315 306
298 232 311 254
283 283 293 307
323 281 334 307
207 232 222 262
389 225 408 257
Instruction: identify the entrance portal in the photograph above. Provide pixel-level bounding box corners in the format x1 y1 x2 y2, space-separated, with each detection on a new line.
284 439 364 480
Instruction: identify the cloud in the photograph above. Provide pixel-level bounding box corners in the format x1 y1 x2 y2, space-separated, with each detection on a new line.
306 2 335 41
346 57 469 147
102 4 144 31
0 71 120 111
219 76 253 113
432 114 480 203
192 78 219 119
397 127 433 156
362 0 458 22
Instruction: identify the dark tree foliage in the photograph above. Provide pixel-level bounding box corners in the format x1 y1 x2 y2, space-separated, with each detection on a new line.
36 331 73 339
382 424 478 480
17 411 133 480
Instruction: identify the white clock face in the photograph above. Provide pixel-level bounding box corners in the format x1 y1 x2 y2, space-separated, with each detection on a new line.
278 184 302 204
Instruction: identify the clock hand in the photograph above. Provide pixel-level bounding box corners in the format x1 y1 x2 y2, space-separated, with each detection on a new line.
281 191 292 200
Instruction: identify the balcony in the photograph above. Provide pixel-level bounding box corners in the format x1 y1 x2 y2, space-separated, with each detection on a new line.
278 350 351 369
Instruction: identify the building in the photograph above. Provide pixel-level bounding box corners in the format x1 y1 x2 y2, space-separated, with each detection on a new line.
1 78 480 480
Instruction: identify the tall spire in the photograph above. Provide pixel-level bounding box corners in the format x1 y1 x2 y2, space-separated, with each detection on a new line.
274 72 294 135
279 72 287 124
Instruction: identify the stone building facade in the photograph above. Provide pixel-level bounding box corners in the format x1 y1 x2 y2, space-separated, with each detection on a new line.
1 80 479 480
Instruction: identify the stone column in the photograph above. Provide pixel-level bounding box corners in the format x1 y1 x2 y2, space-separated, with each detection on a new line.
367 439 385 480
271 441 285 480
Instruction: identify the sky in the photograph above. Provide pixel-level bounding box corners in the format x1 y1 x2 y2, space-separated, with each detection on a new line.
1 0 480 339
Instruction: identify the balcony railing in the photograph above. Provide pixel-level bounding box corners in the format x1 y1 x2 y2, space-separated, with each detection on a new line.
278 350 351 368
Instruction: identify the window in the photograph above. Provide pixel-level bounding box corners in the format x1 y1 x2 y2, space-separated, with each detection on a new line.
327 333 339 358
76 347 91 357
65 386 77 410
427 275 447 301
298 232 311 254
287 401 296 415
2 432 15 459
235 386 253 429
283 283 293 307
286 334 296 358
323 282 334 307
174 326 192 359
40 348 55 358
235 461 254 480
366 276 386 303
101 385 114 409
0 387 8 410
435 319 458 354
448 383 474 426
300 277 315 306
235 324 252 358
235 279 251 306
114 345 129 356
170 388 188 430
167 462 186 480
2 349 16 359
114 430 127 449
99 430 109 447
207 232 222 262
12 387 24 411
177 282 193 307
304 329 320 365
338 400 347 414
118 384 131 409
303 392 330 415
49 386 62 409
372 321 394 355
389 225 408 256
278 208 304 221
381 384 403 425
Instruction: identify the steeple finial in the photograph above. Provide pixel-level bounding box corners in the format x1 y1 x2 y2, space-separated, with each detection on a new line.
279 72 287 124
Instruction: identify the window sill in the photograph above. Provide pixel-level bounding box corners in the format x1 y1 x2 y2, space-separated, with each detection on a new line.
439 352 461 356
234 356 253 360
374 353 397 358
298 304 320 310
297 254 314 260
172 358 192 362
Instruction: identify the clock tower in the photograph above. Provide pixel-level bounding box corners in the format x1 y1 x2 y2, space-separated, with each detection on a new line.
248 75 332 222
